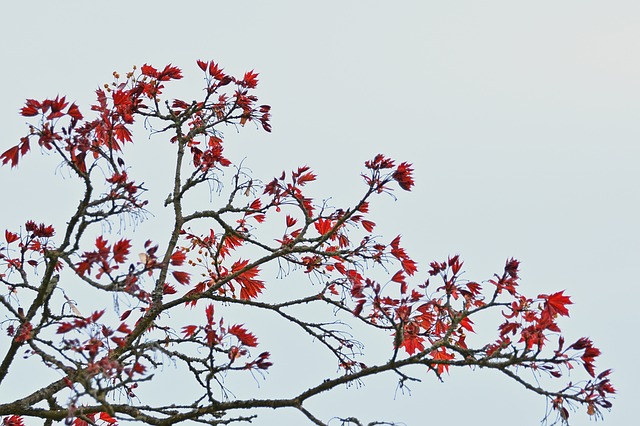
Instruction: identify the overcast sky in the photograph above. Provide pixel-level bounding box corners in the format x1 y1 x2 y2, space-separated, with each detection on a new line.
1 1 638 425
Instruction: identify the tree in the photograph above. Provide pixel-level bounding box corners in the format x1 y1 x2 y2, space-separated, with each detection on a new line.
0 59 614 426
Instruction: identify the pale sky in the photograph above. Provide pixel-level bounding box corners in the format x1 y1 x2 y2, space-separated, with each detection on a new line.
1 1 638 425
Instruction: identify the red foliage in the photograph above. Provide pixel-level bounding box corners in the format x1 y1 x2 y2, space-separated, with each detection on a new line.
0 59 614 426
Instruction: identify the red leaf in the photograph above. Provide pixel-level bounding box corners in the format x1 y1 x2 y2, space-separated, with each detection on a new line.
163 284 177 295
158 64 183 81
314 218 333 236
141 64 158 78
208 61 226 80
98 412 117 424
1 146 20 168
401 258 418 276
117 323 132 334
241 70 259 88
285 215 297 227
112 239 131 263
401 333 425 355
229 324 258 347
196 59 208 72
2 415 25 426
113 123 132 143
393 162 414 191
172 270 191 285
21 99 41 116
205 304 214 325
361 219 376 232
56 322 75 334
430 347 455 374
182 325 198 338
391 270 406 284
238 274 264 300
459 316 475 333
539 290 572 317
90 310 105 322
5 230 19 244
296 171 316 186
67 103 83 120
170 250 186 266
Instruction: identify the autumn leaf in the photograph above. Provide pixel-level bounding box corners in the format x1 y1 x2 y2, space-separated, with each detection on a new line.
314 218 333 236
392 162 414 191
140 64 158 78
1 146 20 168
361 219 376 232
172 270 191 285
66 103 83 120
2 415 25 426
196 59 208 72
182 325 198 338
539 290 572 317
112 239 131 263
430 347 455 375
458 316 475 333
170 250 186 266
241 70 259 88
229 324 258 347
205 304 214 325
98 412 117 424
391 270 405 284
285 215 297 227
163 284 177 295
234 267 265 300
20 99 42 116
5 230 19 244
399 330 425 355
158 64 183 81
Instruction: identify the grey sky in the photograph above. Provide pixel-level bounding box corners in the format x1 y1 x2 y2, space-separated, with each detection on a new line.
1 1 638 425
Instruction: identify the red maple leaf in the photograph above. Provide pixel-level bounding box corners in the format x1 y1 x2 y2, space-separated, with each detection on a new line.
314 218 333 236
241 70 259 89
1 146 20 168
5 230 19 244
20 99 42 116
229 324 258 347
112 239 131 263
430 347 455 375
170 250 186 266
140 64 158 78
172 270 191 285
2 415 25 426
182 325 198 338
539 290 572 317
392 162 414 191
98 412 117 424
360 219 375 232
400 331 425 355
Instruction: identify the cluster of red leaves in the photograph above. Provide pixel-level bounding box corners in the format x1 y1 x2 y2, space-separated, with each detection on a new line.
70 412 118 426
363 154 414 192
179 228 265 303
181 303 271 369
1 222 58 275
195 60 271 132
2 411 121 426
76 236 131 278
1 60 268 203
189 135 231 172
333 252 615 414
264 166 317 215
